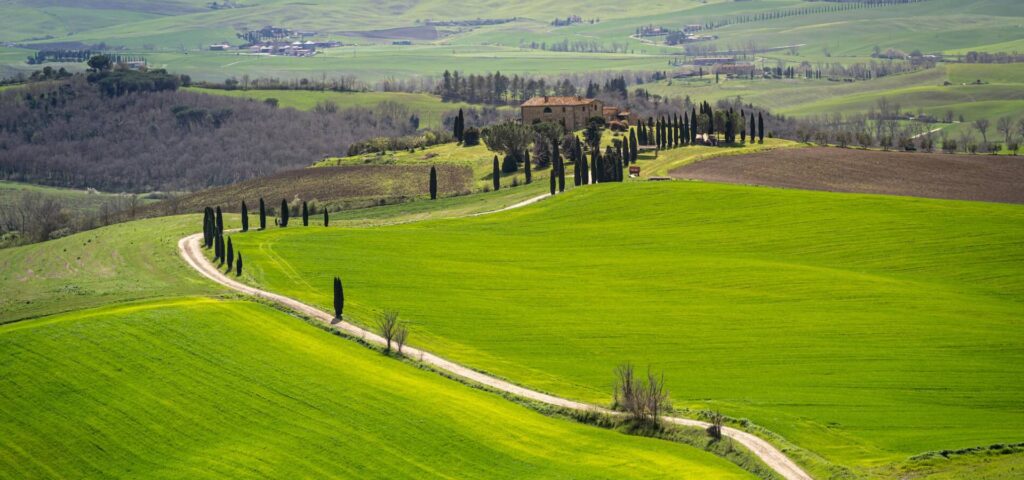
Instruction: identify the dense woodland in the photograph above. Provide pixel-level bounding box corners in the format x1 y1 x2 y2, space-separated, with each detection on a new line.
0 76 419 192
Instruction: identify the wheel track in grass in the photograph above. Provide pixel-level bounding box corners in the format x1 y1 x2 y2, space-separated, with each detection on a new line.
178 191 812 480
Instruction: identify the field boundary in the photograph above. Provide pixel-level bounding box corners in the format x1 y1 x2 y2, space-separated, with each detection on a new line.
178 226 812 480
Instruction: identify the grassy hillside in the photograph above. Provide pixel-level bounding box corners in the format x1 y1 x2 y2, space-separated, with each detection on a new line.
0 297 757 479
0 203 762 479
229 181 1024 473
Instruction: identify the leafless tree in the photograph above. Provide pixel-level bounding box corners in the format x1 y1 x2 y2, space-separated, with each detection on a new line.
394 324 409 355
376 310 399 353
974 118 990 144
707 410 725 440
997 116 1014 146
614 363 671 426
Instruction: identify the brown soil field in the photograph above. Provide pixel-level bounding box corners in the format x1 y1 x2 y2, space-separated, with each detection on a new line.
148 164 473 215
671 147 1024 204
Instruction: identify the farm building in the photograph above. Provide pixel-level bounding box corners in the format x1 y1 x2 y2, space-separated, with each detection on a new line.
521 96 604 130
603 106 638 125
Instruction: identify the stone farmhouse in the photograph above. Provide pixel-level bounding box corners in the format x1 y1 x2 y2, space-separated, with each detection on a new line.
521 96 636 130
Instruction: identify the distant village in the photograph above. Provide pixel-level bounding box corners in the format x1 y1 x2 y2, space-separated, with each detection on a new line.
209 25 342 57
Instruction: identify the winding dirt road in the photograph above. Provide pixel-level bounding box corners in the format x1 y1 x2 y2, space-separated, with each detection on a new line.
177 196 812 480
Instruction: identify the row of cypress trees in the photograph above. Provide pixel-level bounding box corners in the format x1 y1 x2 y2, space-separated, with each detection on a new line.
636 104 766 149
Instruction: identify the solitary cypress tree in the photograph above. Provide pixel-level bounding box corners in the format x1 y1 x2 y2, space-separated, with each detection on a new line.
215 206 224 235
333 276 344 319
324 209 329 227
429 165 438 199
259 198 266 230
235 253 243 276
758 112 765 143
302 201 309 226
524 150 532 184
241 201 249 232
492 155 500 191
226 237 234 270
549 166 556 195
280 199 289 227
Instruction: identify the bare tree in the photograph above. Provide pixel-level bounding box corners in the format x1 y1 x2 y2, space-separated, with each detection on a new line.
974 118 990 145
707 411 725 440
376 310 399 353
997 116 1014 146
394 324 409 355
614 363 671 426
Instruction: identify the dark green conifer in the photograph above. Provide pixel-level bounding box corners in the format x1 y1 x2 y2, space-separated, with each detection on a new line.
259 198 266 230
429 165 438 199
226 237 234 270
241 201 249 232
333 276 344 319
235 253 242 276
302 201 309 226
280 199 289 227
492 156 500 191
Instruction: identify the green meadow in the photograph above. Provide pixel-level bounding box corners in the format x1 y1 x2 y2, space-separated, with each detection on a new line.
0 297 755 479
0 210 757 479
229 181 1024 473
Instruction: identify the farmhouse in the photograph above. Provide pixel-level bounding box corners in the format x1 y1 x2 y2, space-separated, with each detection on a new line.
521 96 604 130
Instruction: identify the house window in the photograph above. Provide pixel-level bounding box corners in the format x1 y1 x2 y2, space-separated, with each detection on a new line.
543 107 553 113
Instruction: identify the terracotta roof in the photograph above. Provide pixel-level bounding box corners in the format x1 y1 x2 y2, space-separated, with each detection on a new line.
521 96 596 107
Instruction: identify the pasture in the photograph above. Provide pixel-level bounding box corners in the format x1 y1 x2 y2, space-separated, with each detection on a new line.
229 181 1024 473
0 297 755 479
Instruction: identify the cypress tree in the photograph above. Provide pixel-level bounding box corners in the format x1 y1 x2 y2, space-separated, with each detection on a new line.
202 207 214 248
302 201 309 226
280 199 289 227
758 112 765 143
616 149 625 181
668 116 675 148
591 149 600 183
216 234 224 264
553 139 565 192
683 115 690 145
259 198 266 230
573 153 581 186
455 108 465 142
580 138 590 184
226 237 234 270
740 113 746 143
241 201 249 232
629 129 638 163
333 276 344 319
691 109 698 144
236 253 243 277
215 206 224 235
750 114 756 143
524 150 532 184
549 166 556 195
429 165 438 199
492 156 500 191
324 209 329 227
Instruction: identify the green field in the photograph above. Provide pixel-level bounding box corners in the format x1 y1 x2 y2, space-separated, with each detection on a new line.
228 181 1024 474
0 206 763 478
0 297 758 479
0 181 153 215
189 88 507 129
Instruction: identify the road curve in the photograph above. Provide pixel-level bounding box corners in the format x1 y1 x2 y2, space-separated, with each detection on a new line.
178 200 812 480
